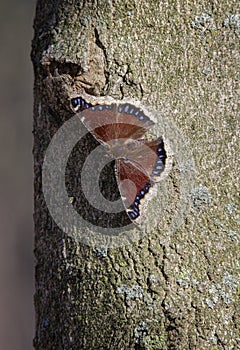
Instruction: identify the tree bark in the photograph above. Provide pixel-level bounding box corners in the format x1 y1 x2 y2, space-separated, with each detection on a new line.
32 1 239 349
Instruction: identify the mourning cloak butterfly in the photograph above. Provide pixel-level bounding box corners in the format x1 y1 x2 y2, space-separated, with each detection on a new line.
71 96 169 222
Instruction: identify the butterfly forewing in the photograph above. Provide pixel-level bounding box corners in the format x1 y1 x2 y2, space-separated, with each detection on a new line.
80 103 154 144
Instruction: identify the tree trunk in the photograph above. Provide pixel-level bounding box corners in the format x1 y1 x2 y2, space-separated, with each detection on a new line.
32 1 239 349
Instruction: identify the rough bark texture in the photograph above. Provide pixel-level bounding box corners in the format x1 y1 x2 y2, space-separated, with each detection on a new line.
32 1 239 349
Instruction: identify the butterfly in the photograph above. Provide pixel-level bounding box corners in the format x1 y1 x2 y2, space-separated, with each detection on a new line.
71 96 169 223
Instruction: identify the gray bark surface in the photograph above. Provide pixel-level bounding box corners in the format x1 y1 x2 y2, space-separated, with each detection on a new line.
32 1 239 349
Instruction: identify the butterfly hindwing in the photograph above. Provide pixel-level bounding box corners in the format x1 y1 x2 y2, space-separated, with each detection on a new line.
115 159 153 221
122 137 167 182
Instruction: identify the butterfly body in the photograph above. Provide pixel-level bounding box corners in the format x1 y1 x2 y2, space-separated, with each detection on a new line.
71 96 170 222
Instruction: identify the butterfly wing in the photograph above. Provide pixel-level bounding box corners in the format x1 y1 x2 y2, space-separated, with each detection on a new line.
71 98 154 144
115 159 153 221
124 137 167 182
71 97 171 223
115 137 168 222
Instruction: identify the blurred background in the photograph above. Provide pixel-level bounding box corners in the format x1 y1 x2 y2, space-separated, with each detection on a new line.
0 0 35 349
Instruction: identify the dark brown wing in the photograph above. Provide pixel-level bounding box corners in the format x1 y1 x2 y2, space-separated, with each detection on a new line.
80 103 154 144
115 159 153 221
124 137 167 182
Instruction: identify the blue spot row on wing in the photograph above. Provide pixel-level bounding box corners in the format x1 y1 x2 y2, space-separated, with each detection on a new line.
118 103 152 123
89 104 113 111
152 140 167 176
71 97 92 110
128 182 151 220
71 97 116 112
71 99 154 128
